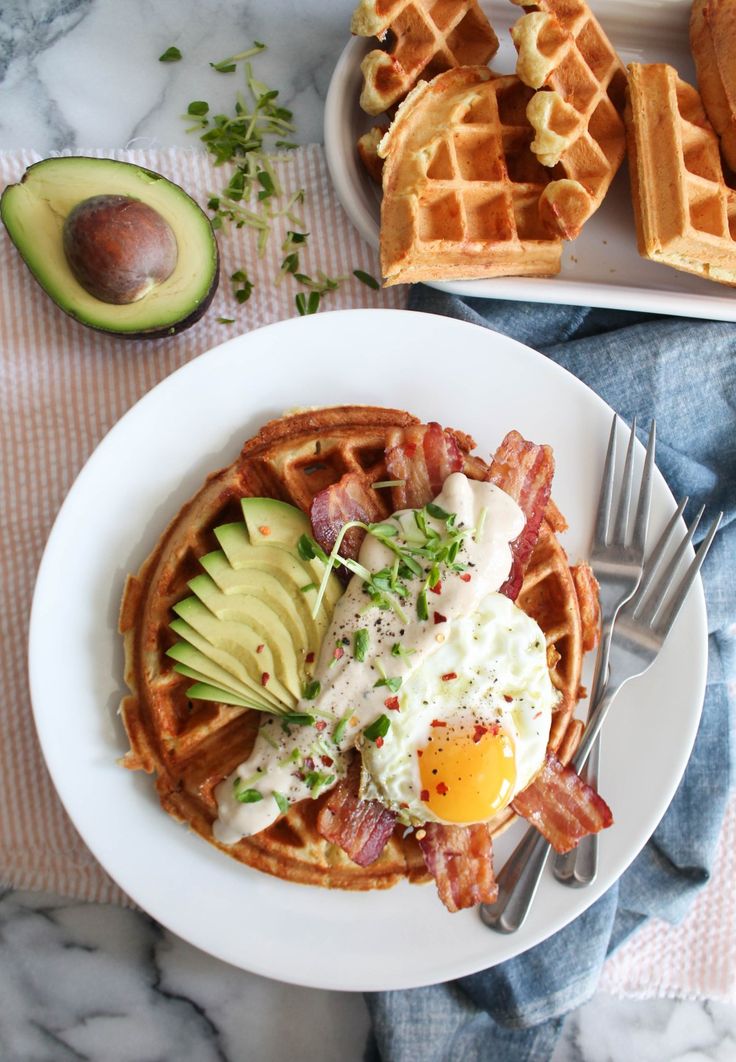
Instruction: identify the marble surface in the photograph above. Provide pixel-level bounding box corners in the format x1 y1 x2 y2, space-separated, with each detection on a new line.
1 1 735 1058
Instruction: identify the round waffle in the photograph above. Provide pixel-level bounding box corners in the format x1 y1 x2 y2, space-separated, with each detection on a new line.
120 406 590 891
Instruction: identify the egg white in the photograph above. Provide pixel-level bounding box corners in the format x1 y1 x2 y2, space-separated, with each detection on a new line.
360 592 558 825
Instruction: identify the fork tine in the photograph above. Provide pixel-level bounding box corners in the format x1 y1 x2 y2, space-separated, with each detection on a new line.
632 496 688 606
632 420 655 555
613 416 637 545
654 513 723 636
634 505 704 625
594 413 618 547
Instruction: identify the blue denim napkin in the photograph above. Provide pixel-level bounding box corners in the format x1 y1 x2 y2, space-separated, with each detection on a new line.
365 287 736 1062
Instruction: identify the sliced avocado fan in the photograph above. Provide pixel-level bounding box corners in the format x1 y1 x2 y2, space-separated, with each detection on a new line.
169 498 341 714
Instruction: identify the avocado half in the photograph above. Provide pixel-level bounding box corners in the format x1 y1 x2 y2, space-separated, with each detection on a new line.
0 156 220 338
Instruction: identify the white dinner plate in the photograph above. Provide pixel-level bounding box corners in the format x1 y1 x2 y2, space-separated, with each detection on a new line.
324 0 736 321
28 309 707 991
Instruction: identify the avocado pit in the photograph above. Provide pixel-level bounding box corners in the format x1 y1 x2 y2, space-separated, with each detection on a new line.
62 194 178 305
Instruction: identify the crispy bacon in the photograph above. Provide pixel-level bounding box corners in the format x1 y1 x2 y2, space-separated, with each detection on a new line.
511 752 613 854
571 563 601 651
386 422 464 509
417 822 498 912
488 431 555 601
316 758 397 867
309 471 385 560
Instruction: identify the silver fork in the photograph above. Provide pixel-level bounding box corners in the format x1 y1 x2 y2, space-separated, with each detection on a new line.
480 501 722 935
553 414 656 887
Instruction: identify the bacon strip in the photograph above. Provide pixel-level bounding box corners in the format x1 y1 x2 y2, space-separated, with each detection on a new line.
571 563 601 651
316 759 397 867
309 471 385 561
487 431 555 601
417 822 498 912
385 422 464 509
511 753 613 854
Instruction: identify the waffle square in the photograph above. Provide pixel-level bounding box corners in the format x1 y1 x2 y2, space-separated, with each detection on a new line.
625 63 736 287
510 0 627 239
379 67 563 285
352 0 499 115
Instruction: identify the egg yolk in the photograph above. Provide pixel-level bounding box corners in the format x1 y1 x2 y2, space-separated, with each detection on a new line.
418 722 516 824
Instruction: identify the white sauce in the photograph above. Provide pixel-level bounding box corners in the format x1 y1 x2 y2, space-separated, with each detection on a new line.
213 473 525 844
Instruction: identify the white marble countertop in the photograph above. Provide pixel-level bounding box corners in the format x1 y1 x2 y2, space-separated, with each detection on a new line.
1 1 735 1058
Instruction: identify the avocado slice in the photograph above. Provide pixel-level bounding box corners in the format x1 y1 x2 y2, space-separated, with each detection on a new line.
216 520 341 610
0 156 219 337
169 616 296 711
199 548 331 649
186 574 304 700
166 641 276 712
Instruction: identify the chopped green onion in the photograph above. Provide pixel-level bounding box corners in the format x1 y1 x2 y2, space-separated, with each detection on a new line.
281 712 315 726
332 710 352 746
417 588 429 621
354 628 369 662
273 791 289 814
303 681 321 701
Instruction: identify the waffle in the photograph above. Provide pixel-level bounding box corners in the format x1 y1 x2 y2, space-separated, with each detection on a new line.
352 0 499 116
625 63 736 288
509 0 627 239
690 0 736 173
379 66 563 285
120 406 590 891
357 125 388 183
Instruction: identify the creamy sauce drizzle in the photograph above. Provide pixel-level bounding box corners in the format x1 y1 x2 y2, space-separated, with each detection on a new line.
213 473 524 843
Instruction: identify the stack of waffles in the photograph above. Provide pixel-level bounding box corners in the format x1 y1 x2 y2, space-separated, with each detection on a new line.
120 406 593 890
353 0 736 288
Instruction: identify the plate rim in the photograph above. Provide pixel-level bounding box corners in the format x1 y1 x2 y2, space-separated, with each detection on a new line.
27 308 708 990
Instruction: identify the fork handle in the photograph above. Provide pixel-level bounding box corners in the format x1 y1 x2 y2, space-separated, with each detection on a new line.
480 826 551 933
554 737 600 887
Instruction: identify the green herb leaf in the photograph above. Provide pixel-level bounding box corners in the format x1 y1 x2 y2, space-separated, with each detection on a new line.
303 680 321 701
373 675 402 694
426 502 451 521
304 770 336 794
273 791 289 814
332 710 351 746
187 100 209 116
299 582 316 593
354 628 369 662
233 781 263 804
159 46 182 62
417 588 429 621
364 715 391 742
353 269 380 290
216 317 235 324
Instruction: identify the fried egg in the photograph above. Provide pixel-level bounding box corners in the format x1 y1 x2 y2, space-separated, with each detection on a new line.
360 592 557 826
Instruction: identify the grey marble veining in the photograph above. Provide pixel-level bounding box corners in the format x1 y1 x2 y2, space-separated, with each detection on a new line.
1 1 735 1058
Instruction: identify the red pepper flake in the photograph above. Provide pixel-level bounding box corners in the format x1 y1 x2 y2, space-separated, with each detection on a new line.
420 789 430 802
433 611 447 624
460 573 472 583
384 695 400 711
375 736 384 749
304 756 315 771
473 724 488 743
256 643 265 654
533 711 542 719
441 672 457 682
417 749 423 758
436 781 449 796
305 652 315 664
430 719 447 728
333 646 344 661
321 755 334 767
429 580 442 595
490 722 501 735
258 525 271 537
315 720 327 731
503 694 513 703
260 672 270 686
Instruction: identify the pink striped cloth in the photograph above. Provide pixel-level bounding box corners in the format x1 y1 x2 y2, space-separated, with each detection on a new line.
1 147 733 1003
